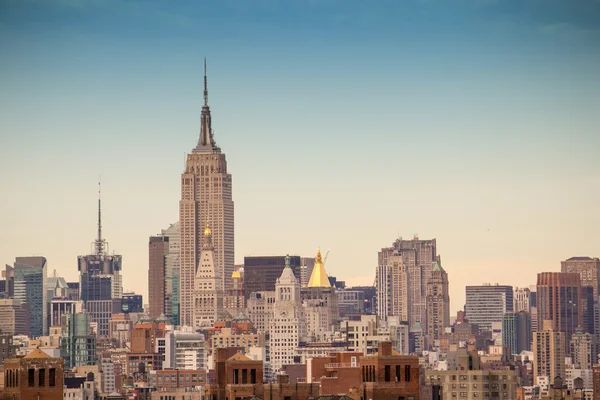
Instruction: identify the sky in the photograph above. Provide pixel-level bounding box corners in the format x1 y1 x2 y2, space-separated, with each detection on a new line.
1 0 599 313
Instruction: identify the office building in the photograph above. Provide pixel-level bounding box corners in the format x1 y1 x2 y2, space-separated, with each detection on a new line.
50 299 84 328
426 260 450 347
562 257 600 297
537 272 582 347
300 257 315 287
148 222 180 322
121 292 143 314
245 291 275 333
78 185 123 337
465 284 513 333
60 313 96 369
243 255 302 298
378 236 438 330
513 286 531 312
502 311 532 355
302 249 339 342
376 263 391 321
179 63 234 326
0 299 30 335
533 320 566 385
14 256 48 337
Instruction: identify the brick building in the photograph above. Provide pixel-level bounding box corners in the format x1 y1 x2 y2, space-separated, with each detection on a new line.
3 347 64 400
150 369 207 391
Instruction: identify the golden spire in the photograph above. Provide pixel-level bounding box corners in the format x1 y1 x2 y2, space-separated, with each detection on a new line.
307 247 331 288
204 223 212 237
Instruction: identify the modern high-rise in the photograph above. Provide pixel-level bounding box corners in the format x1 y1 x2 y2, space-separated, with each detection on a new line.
243 256 302 298
561 257 600 297
502 311 531 355
149 235 170 319
14 256 48 337
376 264 391 321
0 299 30 335
179 63 234 326
378 236 438 330
192 224 223 328
77 185 123 337
537 272 582 347
426 261 450 347
465 284 513 333
533 320 566 385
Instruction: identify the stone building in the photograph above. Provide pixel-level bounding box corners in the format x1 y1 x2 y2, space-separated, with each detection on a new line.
193 224 223 328
3 347 64 400
426 261 450 348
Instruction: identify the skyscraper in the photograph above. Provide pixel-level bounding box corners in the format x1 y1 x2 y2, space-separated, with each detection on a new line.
14 256 47 337
561 257 600 297
513 287 531 312
148 236 169 319
243 256 302 298
536 272 582 347
179 62 234 326
465 284 513 333
77 184 123 337
426 260 450 347
270 255 305 375
502 311 531 355
378 236 438 330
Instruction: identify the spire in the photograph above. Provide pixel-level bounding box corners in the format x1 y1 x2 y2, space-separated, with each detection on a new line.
308 248 331 288
193 58 220 153
94 180 106 256
204 58 208 106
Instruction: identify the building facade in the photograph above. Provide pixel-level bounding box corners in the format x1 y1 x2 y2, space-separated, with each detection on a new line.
465 284 514 333
14 256 48 337
193 224 223 328
426 261 450 347
243 255 302 298
179 64 234 326
533 320 566 385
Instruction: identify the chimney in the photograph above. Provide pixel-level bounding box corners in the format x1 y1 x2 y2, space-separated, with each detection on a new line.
379 341 393 356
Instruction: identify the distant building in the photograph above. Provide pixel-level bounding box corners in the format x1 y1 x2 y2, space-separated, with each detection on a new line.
513 286 531 312
14 256 48 337
193 224 223 328
61 312 96 369
148 229 172 319
245 291 275 333
502 311 531 355
3 348 65 400
561 257 600 297
0 298 30 335
243 255 302 298
534 320 566 385
121 292 143 314
465 284 513 333
537 272 582 347
571 328 594 370
50 298 84 328
426 260 450 347
0 330 15 368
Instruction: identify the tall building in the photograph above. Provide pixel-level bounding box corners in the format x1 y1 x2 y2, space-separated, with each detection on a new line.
537 272 582 347
533 320 566 385
302 249 339 342
570 328 594 370
270 255 305 375
513 286 531 312
60 312 97 369
0 299 30 335
561 257 600 297
426 260 450 347
149 235 169 319
243 256 302 298
121 292 143 313
465 284 513 333
179 62 234 326
502 311 532 355
376 263 391 321
78 184 123 337
192 224 223 328
378 236 438 330
148 222 180 323
14 256 48 337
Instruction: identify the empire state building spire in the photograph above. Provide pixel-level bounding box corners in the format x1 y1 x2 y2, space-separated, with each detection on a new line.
194 58 220 153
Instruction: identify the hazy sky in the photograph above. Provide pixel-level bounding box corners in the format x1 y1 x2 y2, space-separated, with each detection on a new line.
1 0 599 313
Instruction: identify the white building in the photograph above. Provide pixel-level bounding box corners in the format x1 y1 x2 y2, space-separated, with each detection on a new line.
100 358 116 394
245 291 275 333
192 225 223 328
270 255 305 376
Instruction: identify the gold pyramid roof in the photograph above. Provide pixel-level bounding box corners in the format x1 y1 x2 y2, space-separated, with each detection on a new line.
307 248 331 288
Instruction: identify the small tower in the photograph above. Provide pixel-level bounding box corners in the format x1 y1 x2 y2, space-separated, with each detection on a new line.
192 223 223 328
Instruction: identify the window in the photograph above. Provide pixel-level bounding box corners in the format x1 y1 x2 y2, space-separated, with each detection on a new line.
28 369 35 387
405 365 411 382
49 369 56 387
39 369 46 387
251 369 257 384
385 365 391 382
396 365 401 382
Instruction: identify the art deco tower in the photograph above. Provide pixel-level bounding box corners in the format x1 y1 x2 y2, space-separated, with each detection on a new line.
180 61 234 326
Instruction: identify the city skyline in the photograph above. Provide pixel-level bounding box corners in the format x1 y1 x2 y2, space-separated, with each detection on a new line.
2 0 600 313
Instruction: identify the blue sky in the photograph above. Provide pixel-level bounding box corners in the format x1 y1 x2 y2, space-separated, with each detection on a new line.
1 0 599 312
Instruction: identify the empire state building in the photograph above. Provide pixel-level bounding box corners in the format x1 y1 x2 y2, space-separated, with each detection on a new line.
179 61 234 327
